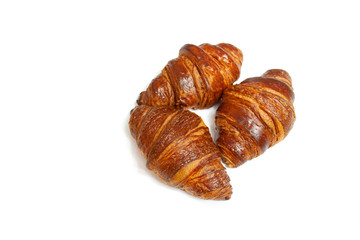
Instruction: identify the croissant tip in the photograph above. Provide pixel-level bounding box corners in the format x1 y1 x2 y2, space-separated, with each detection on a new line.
217 189 233 200
262 69 292 88
210 184 233 200
224 190 233 200
136 92 145 105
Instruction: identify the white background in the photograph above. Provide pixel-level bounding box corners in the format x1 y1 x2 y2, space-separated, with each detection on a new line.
1 1 359 239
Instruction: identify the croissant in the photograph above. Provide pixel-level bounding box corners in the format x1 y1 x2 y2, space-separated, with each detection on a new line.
137 43 243 109
215 69 296 167
129 105 232 200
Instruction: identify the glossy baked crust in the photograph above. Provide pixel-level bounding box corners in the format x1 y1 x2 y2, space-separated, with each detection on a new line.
215 69 296 167
129 105 232 200
137 43 243 109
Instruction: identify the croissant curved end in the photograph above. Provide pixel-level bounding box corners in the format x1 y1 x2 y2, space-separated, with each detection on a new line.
261 69 293 89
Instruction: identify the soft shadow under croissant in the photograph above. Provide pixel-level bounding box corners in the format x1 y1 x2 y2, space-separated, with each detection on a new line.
129 105 232 200
137 43 243 109
215 69 296 167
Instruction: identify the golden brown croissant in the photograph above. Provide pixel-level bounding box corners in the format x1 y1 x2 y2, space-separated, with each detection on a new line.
215 69 296 167
137 43 243 109
129 105 232 200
